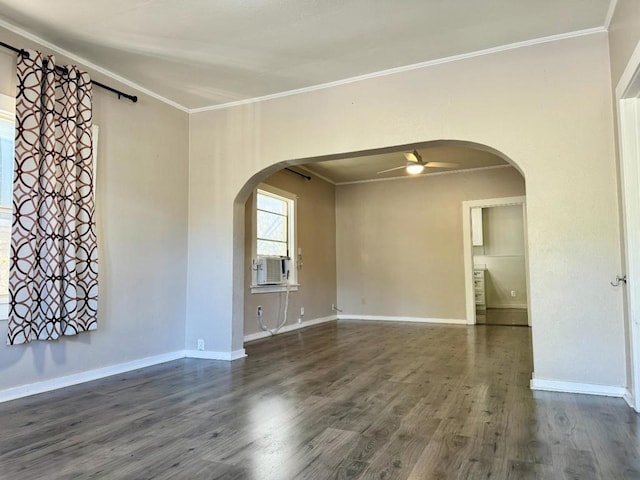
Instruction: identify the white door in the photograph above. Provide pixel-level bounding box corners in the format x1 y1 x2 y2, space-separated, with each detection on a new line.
616 44 640 412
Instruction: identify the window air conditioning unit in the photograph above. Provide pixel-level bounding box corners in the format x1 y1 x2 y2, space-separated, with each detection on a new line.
256 256 289 285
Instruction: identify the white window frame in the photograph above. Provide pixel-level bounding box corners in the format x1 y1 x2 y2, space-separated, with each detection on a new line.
0 93 15 321
251 183 298 294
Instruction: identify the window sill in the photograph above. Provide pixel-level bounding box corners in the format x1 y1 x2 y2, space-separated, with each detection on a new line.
251 284 299 294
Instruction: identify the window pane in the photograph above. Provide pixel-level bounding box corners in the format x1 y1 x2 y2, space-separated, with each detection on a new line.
0 211 10 297
257 240 287 257
257 192 287 215
0 116 14 207
257 210 287 242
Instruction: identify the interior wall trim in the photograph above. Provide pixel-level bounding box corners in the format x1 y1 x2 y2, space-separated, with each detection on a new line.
530 377 626 397
190 27 606 113
462 196 529 327
624 388 638 412
0 16 608 113
338 315 466 325
0 17 189 112
184 349 247 361
0 348 251 404
0 350 186 404
604 0 619 30
244 315 338 343
295 166 337 185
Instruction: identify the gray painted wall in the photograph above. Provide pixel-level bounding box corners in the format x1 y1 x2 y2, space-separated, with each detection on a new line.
336 167 525 319
0 26 189 392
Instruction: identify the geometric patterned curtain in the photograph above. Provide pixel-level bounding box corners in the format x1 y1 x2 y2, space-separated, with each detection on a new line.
7 50 98 345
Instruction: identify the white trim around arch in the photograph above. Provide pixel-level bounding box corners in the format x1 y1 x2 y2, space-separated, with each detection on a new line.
462 196 529 326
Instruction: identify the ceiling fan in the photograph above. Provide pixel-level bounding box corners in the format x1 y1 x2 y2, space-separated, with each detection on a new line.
376 150 458 175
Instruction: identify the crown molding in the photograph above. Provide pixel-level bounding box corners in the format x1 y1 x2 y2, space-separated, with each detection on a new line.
604 0 619 30
295 165 337 185
0 17 190 112
189 27 606 114
0 15 607 115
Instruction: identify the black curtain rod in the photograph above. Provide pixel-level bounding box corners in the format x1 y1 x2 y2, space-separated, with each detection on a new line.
285 167 311 181
0 40 137 103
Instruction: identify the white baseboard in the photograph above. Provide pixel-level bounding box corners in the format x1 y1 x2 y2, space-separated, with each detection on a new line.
486 304 528 310
0 350 185 404
0 346 253 404
624 388 638 411
337 314 466 325
184 348 246 361
184 348 247 361
530 377 626 397
230 349 247 360
243 330 272 343
244 315 338 343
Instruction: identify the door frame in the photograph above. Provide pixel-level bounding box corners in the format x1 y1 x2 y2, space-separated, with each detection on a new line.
462 196 529 325
615 40 640 412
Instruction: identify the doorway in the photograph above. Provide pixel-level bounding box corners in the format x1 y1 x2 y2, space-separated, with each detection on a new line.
462 196 530 326
615 42 640 412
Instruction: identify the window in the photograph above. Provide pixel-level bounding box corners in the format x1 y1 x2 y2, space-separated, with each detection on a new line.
252 185 297 293
0 95 15 313
256 188 292 257
0 94 99 320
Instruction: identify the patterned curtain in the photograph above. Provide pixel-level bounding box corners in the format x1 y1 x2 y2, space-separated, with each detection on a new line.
7 51 98 345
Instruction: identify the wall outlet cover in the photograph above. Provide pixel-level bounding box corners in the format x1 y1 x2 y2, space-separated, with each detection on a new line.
197 339 205 351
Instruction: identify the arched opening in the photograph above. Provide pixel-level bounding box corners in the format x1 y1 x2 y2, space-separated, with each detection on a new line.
233 139 529 353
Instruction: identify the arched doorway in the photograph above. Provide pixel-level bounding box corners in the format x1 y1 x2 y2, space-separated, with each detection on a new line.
234 140 529 347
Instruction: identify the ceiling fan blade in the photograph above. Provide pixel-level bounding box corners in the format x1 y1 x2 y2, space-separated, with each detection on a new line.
403 151 421 163
425 161 459 168
376 165 407 174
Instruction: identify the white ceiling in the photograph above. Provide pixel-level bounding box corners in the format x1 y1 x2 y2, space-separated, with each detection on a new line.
300 144 510 184
0 0 611 110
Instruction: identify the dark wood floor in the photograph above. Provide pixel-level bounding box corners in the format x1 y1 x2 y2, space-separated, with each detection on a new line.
1 321 639 479
476 308 529 326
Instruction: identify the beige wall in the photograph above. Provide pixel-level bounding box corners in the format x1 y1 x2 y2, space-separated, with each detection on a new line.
336 167 525 319
0 26 189 391
244 169 337 335
0 13 629 396
188 32 625 388
474 205 527 308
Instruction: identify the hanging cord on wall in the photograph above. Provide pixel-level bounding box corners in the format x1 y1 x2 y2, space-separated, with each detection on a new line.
0 40 138 103
257 271 291 335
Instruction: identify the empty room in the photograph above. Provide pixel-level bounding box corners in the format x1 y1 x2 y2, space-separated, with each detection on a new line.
1 1 640 478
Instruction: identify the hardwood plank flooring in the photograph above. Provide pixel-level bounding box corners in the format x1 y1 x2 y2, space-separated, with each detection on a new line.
1 321 639 479
476 308 529 326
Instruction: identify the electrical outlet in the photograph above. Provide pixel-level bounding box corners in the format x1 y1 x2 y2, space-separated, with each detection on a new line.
197 339 205 351
257 305 262 316
510 290 517 297
300 307 305 316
